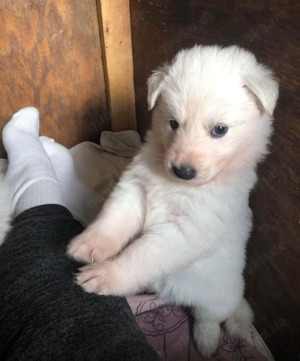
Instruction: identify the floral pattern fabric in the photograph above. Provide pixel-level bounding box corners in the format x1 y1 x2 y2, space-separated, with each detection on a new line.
127 295 274 361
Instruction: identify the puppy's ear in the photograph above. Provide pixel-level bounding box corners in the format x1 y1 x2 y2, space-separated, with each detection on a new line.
244 67 279 116
147 65 168 110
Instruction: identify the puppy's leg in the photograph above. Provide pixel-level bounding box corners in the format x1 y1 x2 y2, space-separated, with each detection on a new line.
225 298 254 337
76 225 211 295
192 306 221 358
192 298 253 358
67 181 144 264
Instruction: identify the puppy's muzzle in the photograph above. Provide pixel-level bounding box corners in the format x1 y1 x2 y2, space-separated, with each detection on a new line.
172 164 197 180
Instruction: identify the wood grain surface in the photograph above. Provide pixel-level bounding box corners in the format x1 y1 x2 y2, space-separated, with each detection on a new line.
0 0 108 156
97 0 136 132
130 1 300 360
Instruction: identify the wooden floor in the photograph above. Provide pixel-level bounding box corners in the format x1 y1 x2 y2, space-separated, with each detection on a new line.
130 1 300 360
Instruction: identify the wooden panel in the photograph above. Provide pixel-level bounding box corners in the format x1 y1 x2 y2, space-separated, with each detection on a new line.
0 0 108 157
130 1 300 360
96 0 136 132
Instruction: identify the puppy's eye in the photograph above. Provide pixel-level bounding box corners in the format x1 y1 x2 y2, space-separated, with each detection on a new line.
170 119 179 130
211 125 228 138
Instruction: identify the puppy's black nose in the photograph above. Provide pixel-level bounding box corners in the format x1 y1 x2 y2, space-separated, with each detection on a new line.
172 165 197 180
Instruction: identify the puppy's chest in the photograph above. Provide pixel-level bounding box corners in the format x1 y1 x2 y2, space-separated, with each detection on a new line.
143 183 196 223
140 180 245 239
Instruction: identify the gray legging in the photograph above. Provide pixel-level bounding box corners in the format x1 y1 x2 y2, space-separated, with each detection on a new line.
0 204 160 361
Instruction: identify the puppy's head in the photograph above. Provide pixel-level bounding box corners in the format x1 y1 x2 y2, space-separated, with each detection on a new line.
147 45 279 185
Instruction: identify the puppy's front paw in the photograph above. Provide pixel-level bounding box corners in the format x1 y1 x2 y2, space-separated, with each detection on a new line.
67 228 118 264
76 262 127 296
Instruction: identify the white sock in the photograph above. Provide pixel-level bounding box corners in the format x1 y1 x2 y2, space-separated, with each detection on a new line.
3 107 64 215
40 136 102 226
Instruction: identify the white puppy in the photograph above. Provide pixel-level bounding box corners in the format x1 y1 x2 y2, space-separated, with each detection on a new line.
68 45 278 357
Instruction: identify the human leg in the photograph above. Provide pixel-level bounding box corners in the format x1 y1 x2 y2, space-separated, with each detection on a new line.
2 107 64 215
0 205 160 360
40 136 102 226
0 108 160 360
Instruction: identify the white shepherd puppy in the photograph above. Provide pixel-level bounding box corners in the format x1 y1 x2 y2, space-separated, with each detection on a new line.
68 45 278 357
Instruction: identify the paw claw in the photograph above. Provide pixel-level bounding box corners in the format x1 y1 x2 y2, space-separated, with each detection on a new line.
67 230 118 265
74 262 127 296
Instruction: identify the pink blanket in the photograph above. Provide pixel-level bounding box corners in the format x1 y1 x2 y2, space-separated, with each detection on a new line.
128 295 272 361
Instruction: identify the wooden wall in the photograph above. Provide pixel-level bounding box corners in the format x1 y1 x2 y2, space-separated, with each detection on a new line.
0 0 108 157
130 1 300 360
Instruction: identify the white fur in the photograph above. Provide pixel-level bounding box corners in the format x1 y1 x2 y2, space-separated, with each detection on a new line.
0 176 12 246
68 45 278 357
